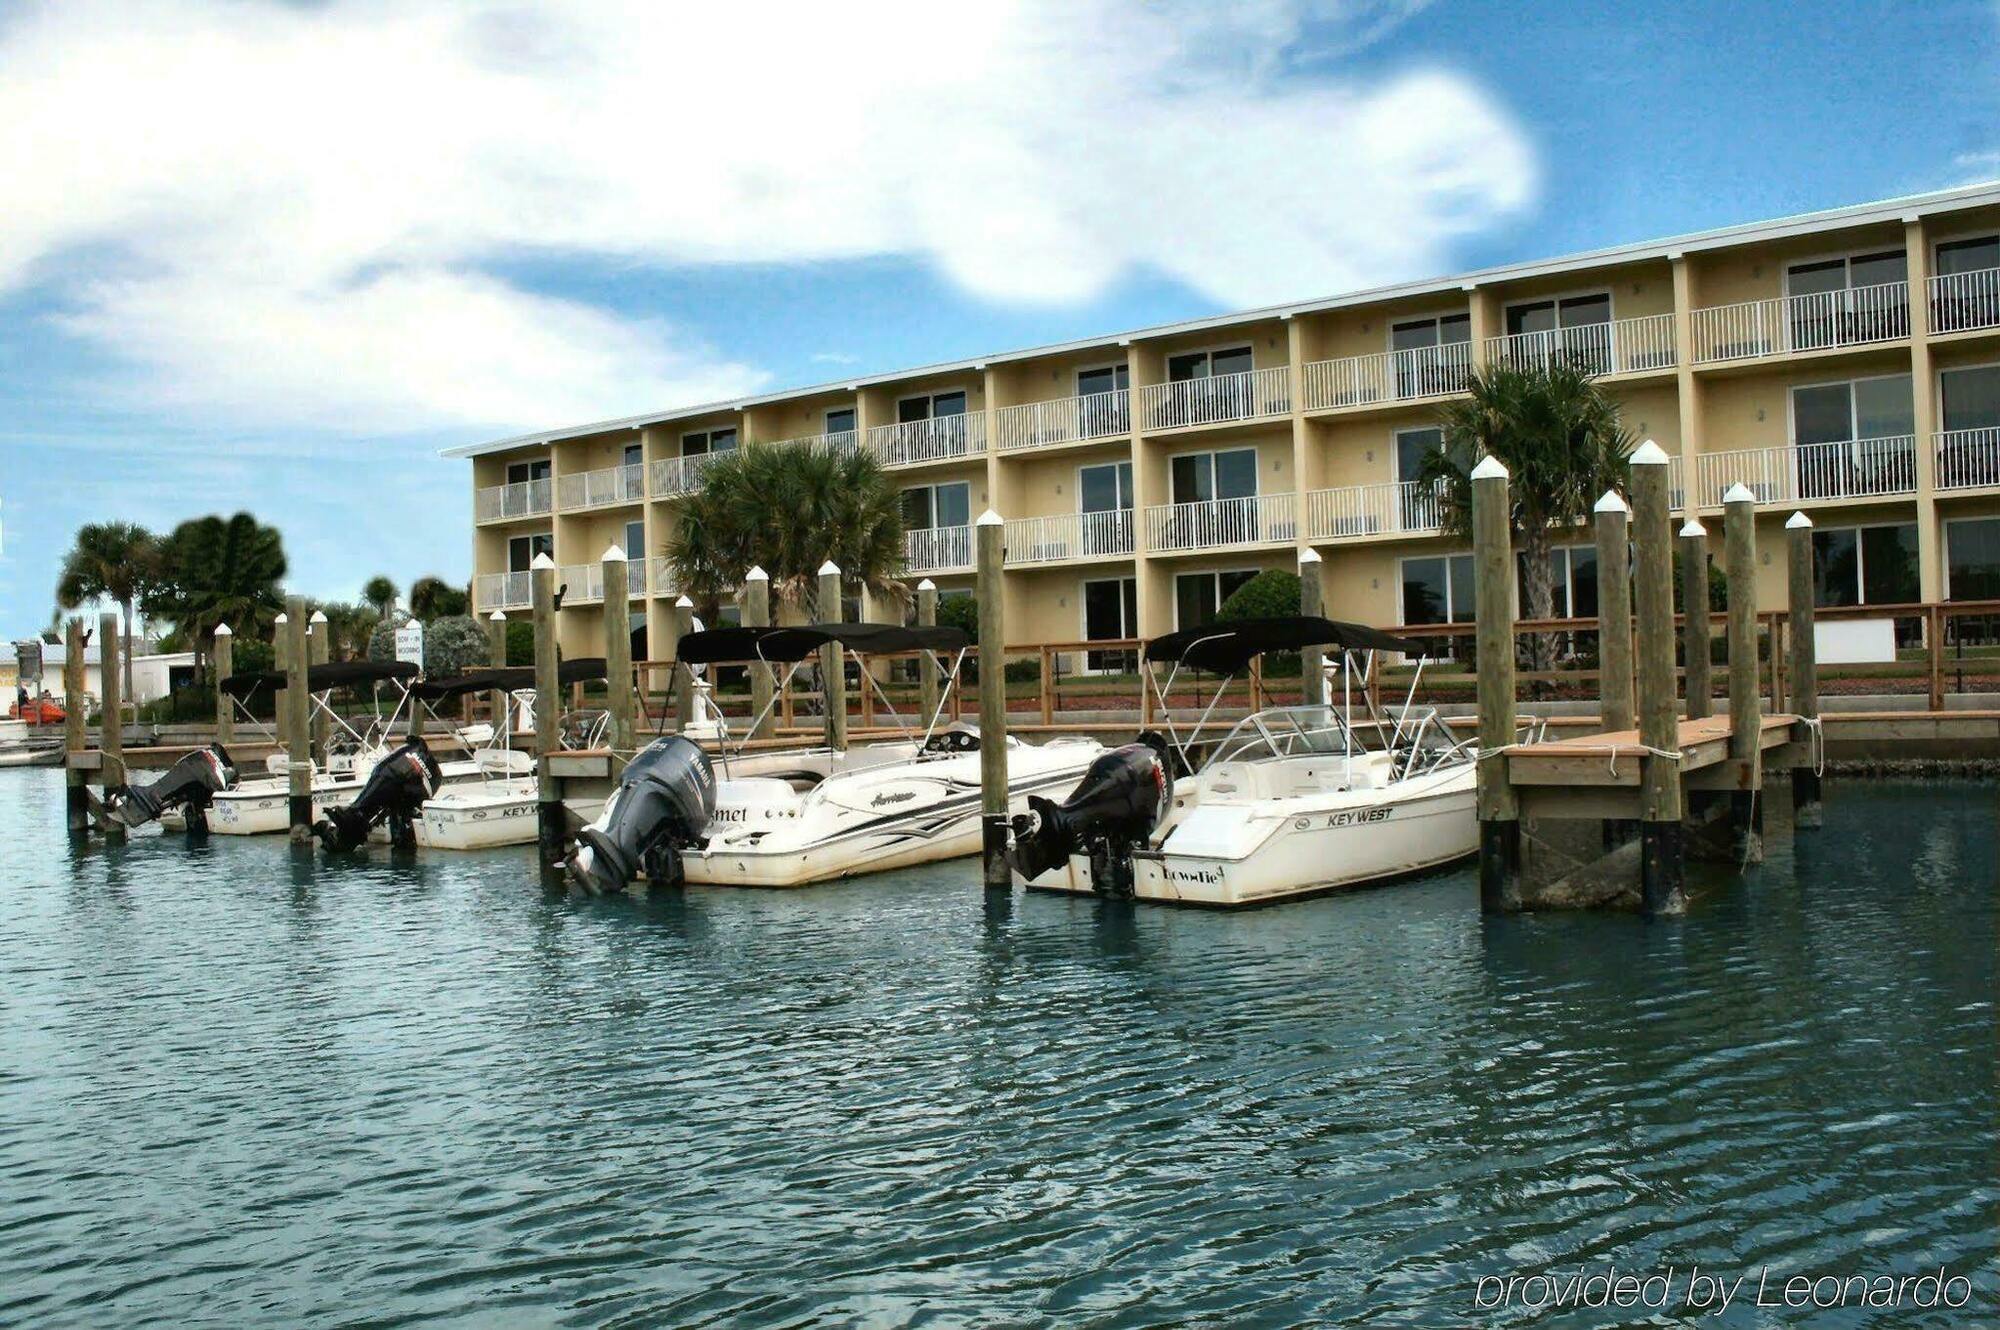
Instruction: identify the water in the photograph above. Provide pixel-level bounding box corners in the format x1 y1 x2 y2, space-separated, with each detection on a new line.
0 768 1993 1328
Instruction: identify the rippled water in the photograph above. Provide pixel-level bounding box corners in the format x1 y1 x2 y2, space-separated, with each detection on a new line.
1 767 1994 1327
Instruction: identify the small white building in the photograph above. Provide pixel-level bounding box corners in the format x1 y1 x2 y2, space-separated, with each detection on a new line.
12 639 196 708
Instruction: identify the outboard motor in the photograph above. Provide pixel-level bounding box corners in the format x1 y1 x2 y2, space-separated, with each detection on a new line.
107 744 238 833
314 737 441 852
1009 736 1173 899
567 736 716 893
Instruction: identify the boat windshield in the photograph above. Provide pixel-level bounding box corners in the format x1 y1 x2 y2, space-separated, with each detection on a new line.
1208 706 1358 765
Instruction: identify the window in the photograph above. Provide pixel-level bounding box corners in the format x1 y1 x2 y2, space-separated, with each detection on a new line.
1933 237 2000 334
1175 570 1258 629
1813 523 1919 607
1787 375 1915 499
825 406 856 436
622 442 643 469
507 532 552 572
1166 346 1252 381
1516 544 1599 620
1936 364 2000 489
506 458 551 485
897 390 967 422
1948 518 2000 600
1077 363 1130 396
1937 236 2000 275
1400 554 1476 625
1075 364 1131 436
1170 448 1257 504
900 482 970 530
1502 293 1613 372
624 520 645 559
1078 461 1135 556
1082 577 1139 671
683 426 738 457
1504 293 1611 336
1393 427 1443 483
1390 313 1472 397
1784 251 1909 348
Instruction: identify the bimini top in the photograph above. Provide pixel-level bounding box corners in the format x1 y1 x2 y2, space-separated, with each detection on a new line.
678 622 970 665
1144 616 1421 674
410 657 608 701
220 659 423 698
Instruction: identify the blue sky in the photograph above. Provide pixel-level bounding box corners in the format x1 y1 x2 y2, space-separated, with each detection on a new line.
1 0 1993 641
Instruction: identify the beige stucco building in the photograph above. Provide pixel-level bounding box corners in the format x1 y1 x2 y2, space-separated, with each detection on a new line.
447 181 2000 660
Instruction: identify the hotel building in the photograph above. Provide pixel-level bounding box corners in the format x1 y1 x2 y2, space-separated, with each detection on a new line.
447 182 2000 660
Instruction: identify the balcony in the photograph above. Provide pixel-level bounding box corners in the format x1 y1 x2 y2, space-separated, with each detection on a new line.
1690 281 1909 365
1690 437 1917 507
1935 428 2000 491
769 429 861 458
556 463 647 511
651 556 677 599
905 525 973 574
1003 510 1137 565
1483 313 1677 378
1144 493 1297 552
1302 344 1472 412
475 478 553 524
474 571 532 611
1928 269 2000 336
994 390 1132 452
1303 480 1445 541
867 414 984 467
651 452 728 498
1141 366 1290 431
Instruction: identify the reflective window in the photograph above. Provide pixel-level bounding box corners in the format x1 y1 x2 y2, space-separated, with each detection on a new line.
1948 518 2000 601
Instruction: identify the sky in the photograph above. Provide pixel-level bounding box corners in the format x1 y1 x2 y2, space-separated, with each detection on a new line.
1 0 1995 640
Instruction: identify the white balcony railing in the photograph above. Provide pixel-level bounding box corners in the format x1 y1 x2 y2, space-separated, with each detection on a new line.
475 478 553 523
769 430 861 458
1691 437 1917 507
1691 281 1910 364
904 525 973 574
1483 313 1677 378
556 563 603 604
651 451 731 497
1141 366 1291 431
1936 428 2000 491
651 557 677 599
994 390 1132 451
1302 344 1473 411
1303 480 1446 541
867 414 984 466
556 463 647 511
1003 510 1137 565
1144 493 1297 552
474 571 532 611
1928 269 2000 336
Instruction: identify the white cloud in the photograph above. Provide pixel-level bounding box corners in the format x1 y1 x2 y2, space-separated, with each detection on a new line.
0 0 1533 435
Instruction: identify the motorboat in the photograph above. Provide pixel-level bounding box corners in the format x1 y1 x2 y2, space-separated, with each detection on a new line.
566 622 1107 891
104 745 240 834
0 716 62 768
1011 616 1489 907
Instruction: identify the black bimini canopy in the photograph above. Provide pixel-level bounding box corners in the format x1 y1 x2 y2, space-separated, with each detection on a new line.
678 622 970 665
220 659 423 699
1143 616 1421 674
409 657 608 701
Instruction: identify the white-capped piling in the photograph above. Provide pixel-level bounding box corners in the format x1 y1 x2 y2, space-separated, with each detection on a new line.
1471 454 1520 913
486 611 508 731
744 567 774 741
1787 512 1822 827
1680 517 1713 720
63 618 88 834
1593 490 1633 734
308 609 329 767
1723 484 1762 861
282 597 311 842
530 552 563 862
1630 441 1684 916
975 511 1010 890
818 561 847 752
213 623 234 746
917 578 940 726
601 545 635 766
672 596 694 733
98 610 124 819
1299 549 1326 709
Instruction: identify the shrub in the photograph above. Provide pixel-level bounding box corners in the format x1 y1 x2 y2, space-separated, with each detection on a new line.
423 615 488 677
1217 569 1302 622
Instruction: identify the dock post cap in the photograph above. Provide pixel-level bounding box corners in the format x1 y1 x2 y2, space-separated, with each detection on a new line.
274 613 288 625
1592 489 1629 514
530 552 556 571
1470 454 1509 480
745 565 769 582
488 610 507 621
600 544 628 563
917 578 937 591
213 623 232 637
1786 511 1814 530
1722 482 1759 505
1630 439 1669 465
818 559 841 576
1298 547 1323 564
309 609 328 624
675 595 693 608
976 508 1004 526
1680 517 1708 537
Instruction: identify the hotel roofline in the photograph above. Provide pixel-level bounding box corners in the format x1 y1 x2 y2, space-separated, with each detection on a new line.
440 178 2000 460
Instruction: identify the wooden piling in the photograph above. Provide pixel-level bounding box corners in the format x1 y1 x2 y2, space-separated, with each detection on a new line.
213 623 235 746
601 546 635 767
975 511 1009 890
1680 519 1713 720
307 610 330 768
63 618 88 834
916 578 940 728
1593 491 1633 734
1630 441 1684 916
486 611 508 732
671 597 694 734
1786 512 1822 827
97 611 124 810
1299 548 1326 709
818 561 847 752
530 553 563 862
282 597 311 842
1471 456 1519 913
744 567 774 741
1723 485 1762 861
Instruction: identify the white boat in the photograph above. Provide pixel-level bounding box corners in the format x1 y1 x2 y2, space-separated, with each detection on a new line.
568 622 1107 891
0 717 62 767
1013 616 1487 907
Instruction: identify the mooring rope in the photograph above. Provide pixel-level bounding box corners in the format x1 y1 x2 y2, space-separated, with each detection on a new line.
1798 715 1827 777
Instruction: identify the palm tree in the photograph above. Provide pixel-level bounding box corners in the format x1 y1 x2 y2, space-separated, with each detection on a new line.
148 513 288 681
361 575 398 619
669 444 907 620
318 601 379 661
1414 358 1634 673
56 522 160 702
408 575 469 621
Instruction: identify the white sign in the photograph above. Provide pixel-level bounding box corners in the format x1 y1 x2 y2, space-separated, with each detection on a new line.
1815 617 1897 665
394 621 425 666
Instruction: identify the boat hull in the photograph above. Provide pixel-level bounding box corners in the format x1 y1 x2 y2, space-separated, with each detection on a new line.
417 786 604 850
0 744 63 768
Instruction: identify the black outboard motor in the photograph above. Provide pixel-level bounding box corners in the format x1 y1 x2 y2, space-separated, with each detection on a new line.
107 744 239 833
567 736 716 893
1009 736 1174 899
314 737 441 852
